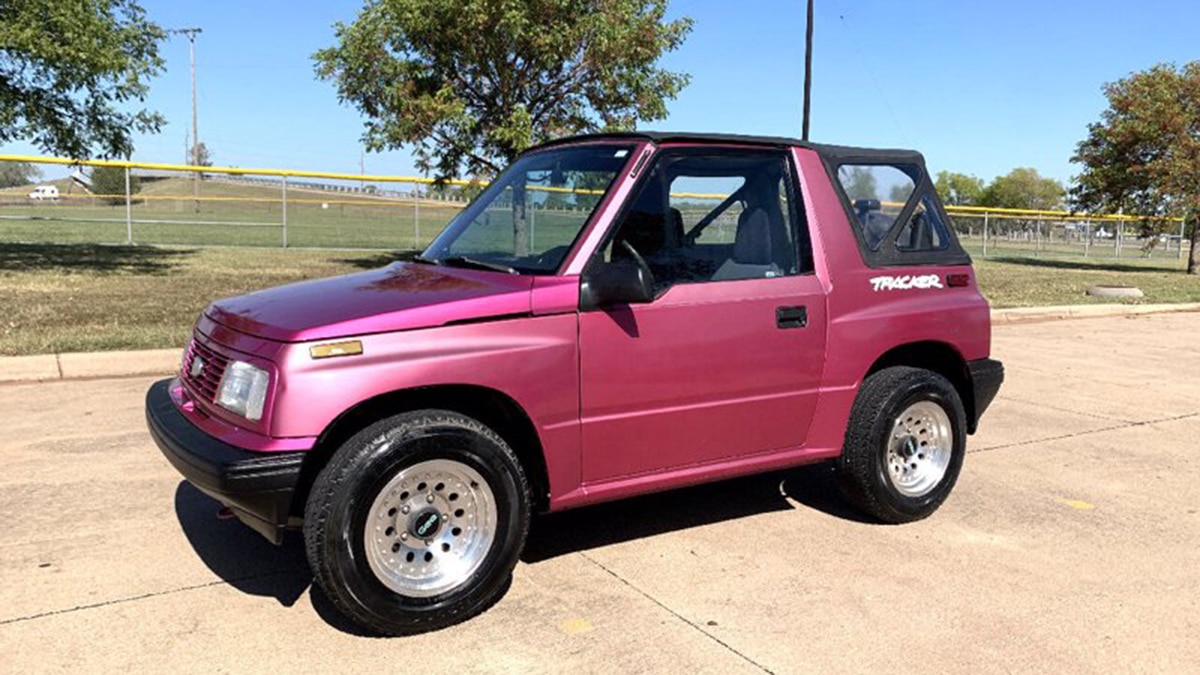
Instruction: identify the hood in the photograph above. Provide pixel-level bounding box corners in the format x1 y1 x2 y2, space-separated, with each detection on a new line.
205 262 535 342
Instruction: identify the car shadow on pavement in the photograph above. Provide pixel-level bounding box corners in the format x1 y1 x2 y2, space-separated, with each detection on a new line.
173 482 311 607
522 462 877 563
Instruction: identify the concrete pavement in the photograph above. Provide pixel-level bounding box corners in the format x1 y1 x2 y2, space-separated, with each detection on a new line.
1 313 1198 673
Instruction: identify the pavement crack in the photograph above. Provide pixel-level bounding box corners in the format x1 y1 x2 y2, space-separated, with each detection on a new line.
970 412 1199 454
0 568 305 627
995 394 1138 424
577 551 774 674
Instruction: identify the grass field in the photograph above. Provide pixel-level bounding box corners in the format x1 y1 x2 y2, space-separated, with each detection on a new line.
2 241 1198 356
0 176 463 249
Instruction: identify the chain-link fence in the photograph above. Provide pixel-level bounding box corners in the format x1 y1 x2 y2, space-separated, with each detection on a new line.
0 155 471 250
2 154 1192 260
946 207 1190 261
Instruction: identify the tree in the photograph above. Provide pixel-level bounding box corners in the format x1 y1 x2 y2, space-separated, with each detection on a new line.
189 142 212 167
314 0 693 180
980 168 1064 211
0 162 42 188
0 0 165 159
842 167 878 201
90 165 140 204
934 170 984 206
1072 62 1200 274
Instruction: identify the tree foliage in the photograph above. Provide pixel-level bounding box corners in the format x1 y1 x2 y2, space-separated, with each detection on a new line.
934 170 984 206
980 168 1064 211
0 161 42 188
314 0 693 181
842 167 878 201
90 165 141 204
190 142 213 167
1072 62 1200 273
0 0 165 159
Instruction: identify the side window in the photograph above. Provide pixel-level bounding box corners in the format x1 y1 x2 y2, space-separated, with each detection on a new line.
895 193 951 251
602 150 808 290
836 164 917 249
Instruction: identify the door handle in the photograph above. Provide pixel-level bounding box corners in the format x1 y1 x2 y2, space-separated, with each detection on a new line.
776 305 807 329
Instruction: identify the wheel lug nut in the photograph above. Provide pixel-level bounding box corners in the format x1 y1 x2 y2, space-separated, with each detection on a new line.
442 514 449 521
400 532 408 540
426 494 435 503
401 505 410 514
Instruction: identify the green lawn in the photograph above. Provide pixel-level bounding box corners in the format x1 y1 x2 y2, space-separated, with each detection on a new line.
1 242 1198 356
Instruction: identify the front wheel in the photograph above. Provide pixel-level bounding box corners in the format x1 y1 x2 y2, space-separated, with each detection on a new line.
304 410 530 635
836 366 967 523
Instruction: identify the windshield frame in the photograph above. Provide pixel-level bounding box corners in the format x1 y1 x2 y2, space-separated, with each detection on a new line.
422 142 638 276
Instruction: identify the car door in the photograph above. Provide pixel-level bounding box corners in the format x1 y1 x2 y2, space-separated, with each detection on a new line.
578 147 828 483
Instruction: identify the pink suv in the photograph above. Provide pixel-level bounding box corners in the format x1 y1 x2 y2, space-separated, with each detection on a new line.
146 132 1003 635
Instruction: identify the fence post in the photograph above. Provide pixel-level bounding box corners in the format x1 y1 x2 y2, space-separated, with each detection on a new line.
124 166 133 245
1034 215 1041 256
982 212 989 258
1116 219 1122 258
414 186 420 249
282 175 288 248
1084 219 1090 257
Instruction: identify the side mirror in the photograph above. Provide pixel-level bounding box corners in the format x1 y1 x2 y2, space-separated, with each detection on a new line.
580 259 655 311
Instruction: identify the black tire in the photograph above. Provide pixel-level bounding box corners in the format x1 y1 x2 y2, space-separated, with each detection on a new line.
836 366 967 524
303 410 530 635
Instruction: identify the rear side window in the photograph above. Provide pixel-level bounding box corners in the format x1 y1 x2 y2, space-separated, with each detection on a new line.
836 164 918 249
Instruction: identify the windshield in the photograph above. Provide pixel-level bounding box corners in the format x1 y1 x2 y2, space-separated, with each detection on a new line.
423 144 635 274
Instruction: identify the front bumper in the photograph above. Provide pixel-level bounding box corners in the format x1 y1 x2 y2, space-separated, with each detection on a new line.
966 358 1004 433
145 378 304 544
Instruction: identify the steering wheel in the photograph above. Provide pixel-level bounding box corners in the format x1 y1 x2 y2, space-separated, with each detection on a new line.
619 240 654 282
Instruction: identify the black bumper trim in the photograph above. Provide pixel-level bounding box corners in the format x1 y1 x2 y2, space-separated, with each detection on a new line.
966 358 1004 433
145 378 304 544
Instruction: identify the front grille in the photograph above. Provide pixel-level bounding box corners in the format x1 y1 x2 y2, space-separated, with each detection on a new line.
183 338 230 403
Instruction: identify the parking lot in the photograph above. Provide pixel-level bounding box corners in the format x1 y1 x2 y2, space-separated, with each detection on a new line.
1 312 1198 674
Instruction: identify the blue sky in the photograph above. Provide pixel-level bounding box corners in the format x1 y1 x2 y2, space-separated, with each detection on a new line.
5 0 1199 184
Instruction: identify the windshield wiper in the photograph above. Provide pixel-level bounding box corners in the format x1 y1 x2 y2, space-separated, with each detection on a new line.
411 253 441 266
440 256 519 275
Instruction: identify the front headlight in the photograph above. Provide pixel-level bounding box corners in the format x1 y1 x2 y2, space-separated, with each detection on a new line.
216 361 269 421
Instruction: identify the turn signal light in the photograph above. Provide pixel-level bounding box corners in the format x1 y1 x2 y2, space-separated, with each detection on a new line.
310 340 364 359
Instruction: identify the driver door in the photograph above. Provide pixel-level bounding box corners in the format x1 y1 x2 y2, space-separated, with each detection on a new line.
578 147 827 483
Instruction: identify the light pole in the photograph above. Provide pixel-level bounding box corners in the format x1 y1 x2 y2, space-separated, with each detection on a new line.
802 0 814 141
169 27 203 211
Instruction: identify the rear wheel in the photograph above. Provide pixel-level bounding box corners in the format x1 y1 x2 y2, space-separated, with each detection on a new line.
836 366 966 523
304 410 530 635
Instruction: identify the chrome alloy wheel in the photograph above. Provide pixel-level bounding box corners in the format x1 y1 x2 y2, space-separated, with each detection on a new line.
364 459 497 598
886 401 953 498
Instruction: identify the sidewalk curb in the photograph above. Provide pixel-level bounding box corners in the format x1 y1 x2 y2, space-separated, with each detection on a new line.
992 302 1200 324
3 302 1200 384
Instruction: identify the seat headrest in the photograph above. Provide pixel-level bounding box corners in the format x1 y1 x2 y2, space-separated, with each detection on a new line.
734 208 772 265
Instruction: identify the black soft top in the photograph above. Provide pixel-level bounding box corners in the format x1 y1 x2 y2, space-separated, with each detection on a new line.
528 131 924 164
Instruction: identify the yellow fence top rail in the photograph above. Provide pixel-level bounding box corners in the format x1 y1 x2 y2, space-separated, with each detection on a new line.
0 153 1183 222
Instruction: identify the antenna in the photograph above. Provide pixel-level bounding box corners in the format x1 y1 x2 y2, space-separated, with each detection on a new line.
802 0 814 141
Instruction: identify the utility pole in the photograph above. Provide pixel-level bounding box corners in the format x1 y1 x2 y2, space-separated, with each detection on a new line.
169 28 203 212
802 0 814 141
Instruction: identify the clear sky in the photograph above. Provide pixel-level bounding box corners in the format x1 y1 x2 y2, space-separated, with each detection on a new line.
4 0 1199 184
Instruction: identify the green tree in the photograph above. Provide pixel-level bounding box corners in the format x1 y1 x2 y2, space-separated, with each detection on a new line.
1072 62 1200 274
0 162 42 188
980 168 1064 211
0 0 165 159
934 170 985 206
189 142 212 167
90 165 140 204
314 0 692 179
315 0 691 255
842 167 878 201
